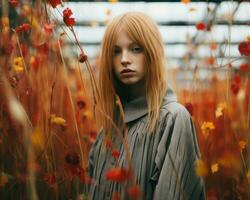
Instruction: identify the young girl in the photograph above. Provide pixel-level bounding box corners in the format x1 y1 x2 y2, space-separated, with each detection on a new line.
88 12 205 200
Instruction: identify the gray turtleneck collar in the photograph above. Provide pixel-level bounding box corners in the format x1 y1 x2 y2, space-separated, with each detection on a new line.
123 88 177 123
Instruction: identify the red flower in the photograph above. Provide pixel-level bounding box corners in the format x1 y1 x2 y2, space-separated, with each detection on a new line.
8 0 19 7
63 8 75 26
4 43 13 55
36 43 49 55
63 8 73 18
65 151 80 166
30 56 40 71
64 17 75 27
44 23 55 34
21 43 29 57
184 102 194 116
112 192 121 200
47 0 61 8
204 57 215 65
43 173 56 187
111 149 120 159
105 137 113 149
231 82 240 95
233 74 241 84
196 22 206 31
238 41 250 56
105 167 130 182
15 23 30 33
79 53 88 63
77 99 86 109
127 185 141 200
231 74 241 95
239 63 250 73
89 131 97 139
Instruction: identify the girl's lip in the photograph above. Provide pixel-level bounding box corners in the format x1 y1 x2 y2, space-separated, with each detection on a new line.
120 69 135 74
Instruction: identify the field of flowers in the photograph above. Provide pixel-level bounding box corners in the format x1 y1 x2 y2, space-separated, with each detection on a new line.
0 0 249 200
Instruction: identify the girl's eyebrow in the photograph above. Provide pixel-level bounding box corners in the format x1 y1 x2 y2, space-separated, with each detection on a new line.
114 42 139 48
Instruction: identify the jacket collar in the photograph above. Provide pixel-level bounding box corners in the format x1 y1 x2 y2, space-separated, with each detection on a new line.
123 88 177 123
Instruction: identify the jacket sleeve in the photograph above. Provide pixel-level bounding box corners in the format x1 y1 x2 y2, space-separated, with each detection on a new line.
88 129 103 178
153 106 205 200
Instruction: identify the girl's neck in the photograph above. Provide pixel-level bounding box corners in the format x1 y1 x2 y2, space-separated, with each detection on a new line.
124 80 146 102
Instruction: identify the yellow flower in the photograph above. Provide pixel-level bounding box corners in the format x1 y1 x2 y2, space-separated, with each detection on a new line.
247 170 250 182
31 127 44 150
195 159 208 177
247 35 250 42
215 102 226 118
239 140 246 152
51 115 66 125
108 0 118 3
201 121 215 138
201 121 215 131
1 17 9 27
12 57 24 73
82 110 92 119
0 172 8 187
211 163 219 173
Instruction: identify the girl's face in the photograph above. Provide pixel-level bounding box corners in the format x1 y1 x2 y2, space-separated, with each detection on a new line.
112 30 146 85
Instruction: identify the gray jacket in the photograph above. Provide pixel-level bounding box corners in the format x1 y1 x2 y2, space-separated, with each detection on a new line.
88 89 205 200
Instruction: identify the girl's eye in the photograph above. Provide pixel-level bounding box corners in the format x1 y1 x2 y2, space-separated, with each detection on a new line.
131 46 143 53
113 47 121 55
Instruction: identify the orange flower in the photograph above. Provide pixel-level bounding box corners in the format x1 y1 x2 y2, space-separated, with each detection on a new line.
0 172 9 187
105 167 130 182
181 0 190 4
211 163 219 173
30 56 40 71
127 185 141 200
239 140 246 152
215 102 226 118
204 57 215 65
195 159 208 177
209 42 217 51
247 170 250 182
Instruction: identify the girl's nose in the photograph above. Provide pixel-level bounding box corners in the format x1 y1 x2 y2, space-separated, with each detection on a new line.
121 51 130 67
